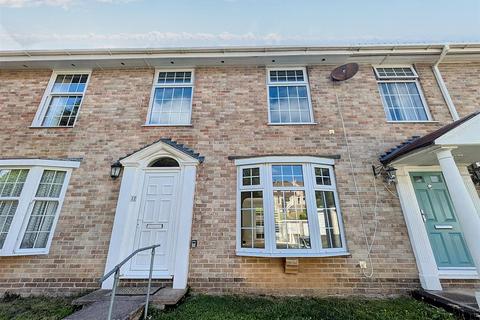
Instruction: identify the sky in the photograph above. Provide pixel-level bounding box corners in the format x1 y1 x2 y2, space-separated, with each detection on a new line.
0 0 479 50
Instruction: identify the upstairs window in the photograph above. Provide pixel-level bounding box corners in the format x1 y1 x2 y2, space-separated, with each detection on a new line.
374 66 431 122
236 157 347 257
146 70 194 125
267 68 314 124
33 72 90 127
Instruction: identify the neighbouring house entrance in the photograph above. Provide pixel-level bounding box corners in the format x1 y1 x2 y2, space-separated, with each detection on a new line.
129 171 180 275
410 172 474 268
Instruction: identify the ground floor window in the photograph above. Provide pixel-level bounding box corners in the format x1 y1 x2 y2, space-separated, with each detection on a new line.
235 156 347 257
0 160 78 256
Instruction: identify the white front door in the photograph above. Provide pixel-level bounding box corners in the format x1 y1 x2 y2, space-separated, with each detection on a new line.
129 171 179 276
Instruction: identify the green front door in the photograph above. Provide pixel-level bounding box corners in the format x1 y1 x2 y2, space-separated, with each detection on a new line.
410 172 474 268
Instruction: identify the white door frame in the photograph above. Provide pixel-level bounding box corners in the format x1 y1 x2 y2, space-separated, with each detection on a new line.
126 168 181 278
395 165 480 290
102 141 199 289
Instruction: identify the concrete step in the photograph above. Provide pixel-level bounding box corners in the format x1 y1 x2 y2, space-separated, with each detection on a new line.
65 296 145 320
68 286 188 319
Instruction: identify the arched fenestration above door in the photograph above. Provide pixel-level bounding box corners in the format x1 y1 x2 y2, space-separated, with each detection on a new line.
149 157 180 168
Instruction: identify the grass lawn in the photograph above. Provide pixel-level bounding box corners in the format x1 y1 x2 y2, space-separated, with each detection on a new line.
0 292 456 320
0 293 77 320
149 294 456 320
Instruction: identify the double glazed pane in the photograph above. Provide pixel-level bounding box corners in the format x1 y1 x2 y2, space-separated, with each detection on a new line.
157 71 192 84
274 190 310 249
379 82 428 121
269 85 311 123
272 165 303 187
240 191 264 248
376 67 415 78
42 74 88 127
20 170 66 250
242 168 260 186
315 167 331 185
315 191 342 248
42 96 82 127
0 169 28 249
149 87 192 125
0 169 28 197
270 70 304 82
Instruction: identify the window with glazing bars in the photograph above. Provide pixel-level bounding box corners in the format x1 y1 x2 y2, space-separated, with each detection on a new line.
267 68 313 124
35 73 90 127
236 160 346 257
374 66 430 121
147 71 194 125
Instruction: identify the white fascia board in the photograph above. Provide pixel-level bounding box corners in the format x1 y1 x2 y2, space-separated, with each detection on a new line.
0 158 81 168
435 114 480 146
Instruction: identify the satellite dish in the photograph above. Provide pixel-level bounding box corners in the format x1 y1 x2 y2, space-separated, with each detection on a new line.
330 63 359 81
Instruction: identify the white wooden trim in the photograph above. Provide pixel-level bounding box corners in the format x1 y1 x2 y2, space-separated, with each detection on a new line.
145 69 195 126
31 70 92 128
234 156 335 166
0 159 80 168
235 157 348 258
0 165 75 256
438 268 478 279
372 65 419 79
376 78 433 122
102 141 199 289
395 166 442 290
265 67 315 125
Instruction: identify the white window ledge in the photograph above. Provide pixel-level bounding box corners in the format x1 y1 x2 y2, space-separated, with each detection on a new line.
0 159 80 168
268 122 317 126
142 124 193 127
438 268 478 279
236 250 350 258
386 121 439 124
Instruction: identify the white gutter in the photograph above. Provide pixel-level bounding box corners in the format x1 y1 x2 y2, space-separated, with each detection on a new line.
432 45 460 121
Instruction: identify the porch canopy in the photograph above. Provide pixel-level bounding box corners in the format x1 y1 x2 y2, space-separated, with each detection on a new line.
380 111 480 167
378 111 480 292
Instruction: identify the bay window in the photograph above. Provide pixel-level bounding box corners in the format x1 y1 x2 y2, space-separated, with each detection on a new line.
235 157 347 257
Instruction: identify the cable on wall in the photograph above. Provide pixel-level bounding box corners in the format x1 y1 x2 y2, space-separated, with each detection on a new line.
332 81 379 278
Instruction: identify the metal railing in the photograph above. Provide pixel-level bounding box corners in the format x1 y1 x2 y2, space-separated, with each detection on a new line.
99 244 161 320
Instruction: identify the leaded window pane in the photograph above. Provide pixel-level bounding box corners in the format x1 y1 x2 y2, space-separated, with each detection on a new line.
316 191 342 249
42 95 82 127
274 190 310 249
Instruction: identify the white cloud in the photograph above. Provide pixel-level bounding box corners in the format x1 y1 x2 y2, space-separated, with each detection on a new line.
0 0 137 7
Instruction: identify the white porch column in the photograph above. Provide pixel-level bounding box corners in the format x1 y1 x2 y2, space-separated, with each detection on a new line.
395 168 442 290
172 165 197 289
437 148 480 278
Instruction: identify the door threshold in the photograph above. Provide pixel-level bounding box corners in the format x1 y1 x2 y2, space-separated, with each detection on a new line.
438 268 478 279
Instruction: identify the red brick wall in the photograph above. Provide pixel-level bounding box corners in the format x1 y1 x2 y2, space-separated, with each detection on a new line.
0 63 478 296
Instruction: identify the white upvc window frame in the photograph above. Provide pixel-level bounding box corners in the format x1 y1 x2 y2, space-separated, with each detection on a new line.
235 156 348 258
266 67 315 125
32 70 92 128
145 69 195 127
373 65 432 123
0 159 79 256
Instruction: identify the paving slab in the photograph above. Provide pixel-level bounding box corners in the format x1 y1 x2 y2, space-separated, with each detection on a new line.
65 297 145 320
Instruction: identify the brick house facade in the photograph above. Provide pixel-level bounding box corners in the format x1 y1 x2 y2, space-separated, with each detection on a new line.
0 44 479 296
